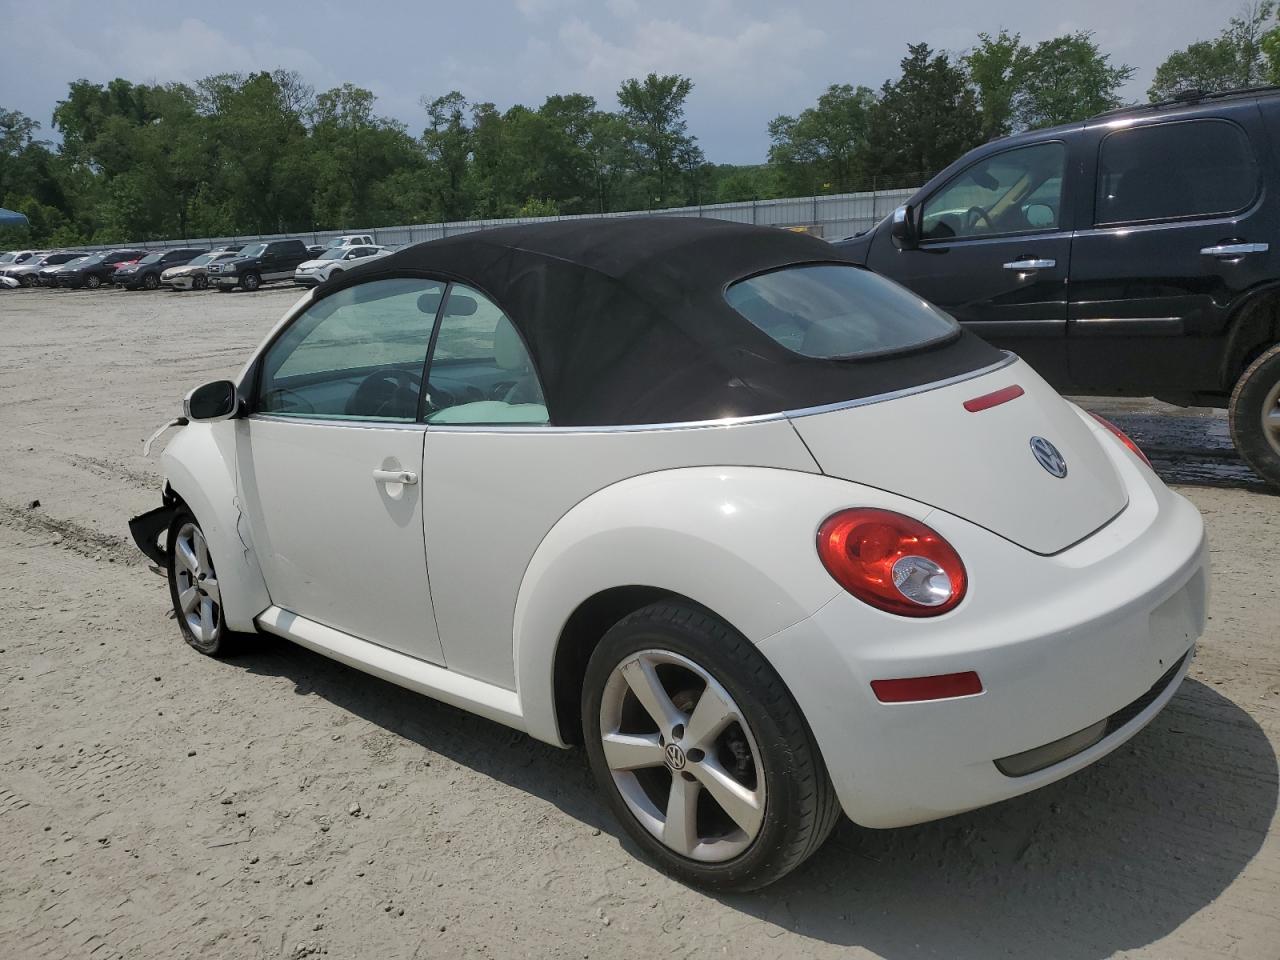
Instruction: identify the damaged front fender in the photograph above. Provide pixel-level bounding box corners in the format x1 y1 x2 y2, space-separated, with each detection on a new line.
128 501 176 568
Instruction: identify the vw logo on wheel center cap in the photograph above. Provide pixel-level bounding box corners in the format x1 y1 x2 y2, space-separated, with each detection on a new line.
1030 436 1068 478
664 742 687 770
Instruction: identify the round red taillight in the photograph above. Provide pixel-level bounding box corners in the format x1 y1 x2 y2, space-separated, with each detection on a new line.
816 508 967 617
1089 412 1152 467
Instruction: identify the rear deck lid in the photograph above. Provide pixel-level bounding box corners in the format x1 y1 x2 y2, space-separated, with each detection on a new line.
788 359 1128 554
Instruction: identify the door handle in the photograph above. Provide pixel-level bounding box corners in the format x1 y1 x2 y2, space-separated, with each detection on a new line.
372 468 418 485
1200 242 1268 258
1003 258 1056 271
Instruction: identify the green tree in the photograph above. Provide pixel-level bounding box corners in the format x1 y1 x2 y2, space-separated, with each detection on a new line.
966 30 1027 140
421 91 474 221
1151 2 1275 99
863 43 984 183
616 73 702 207
1014 33 1134 128
768 83 877 194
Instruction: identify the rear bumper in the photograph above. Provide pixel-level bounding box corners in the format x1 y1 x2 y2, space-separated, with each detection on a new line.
761 437 1208 828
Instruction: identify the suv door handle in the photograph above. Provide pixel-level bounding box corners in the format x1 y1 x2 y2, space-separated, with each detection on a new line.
1200 242 1269 258
372 469 418 485
1003 258 1056 271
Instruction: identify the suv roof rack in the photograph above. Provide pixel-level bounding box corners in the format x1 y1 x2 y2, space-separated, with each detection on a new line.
1091 84 1280 121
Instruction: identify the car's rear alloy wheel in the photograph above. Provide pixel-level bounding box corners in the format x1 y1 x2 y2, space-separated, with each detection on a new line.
167 511 235 657
1230 342 1280 487
242 272 261 291
583 601 839 891
85 274 101 289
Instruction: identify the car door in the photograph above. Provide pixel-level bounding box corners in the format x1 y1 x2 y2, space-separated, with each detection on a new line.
866 139 1074 381
1066 111 1275 393
236 276 448 664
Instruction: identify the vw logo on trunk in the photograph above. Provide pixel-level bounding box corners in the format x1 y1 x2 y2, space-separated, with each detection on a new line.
1030 436 1068 478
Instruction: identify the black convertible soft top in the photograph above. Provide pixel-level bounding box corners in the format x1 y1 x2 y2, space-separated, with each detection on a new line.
320 217 1003 426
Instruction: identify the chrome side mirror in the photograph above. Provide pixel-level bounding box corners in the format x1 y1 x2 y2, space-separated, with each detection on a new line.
184 380 241 422
890 204 919 250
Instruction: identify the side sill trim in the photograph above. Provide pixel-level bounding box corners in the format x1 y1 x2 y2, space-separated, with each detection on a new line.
255 606 526 733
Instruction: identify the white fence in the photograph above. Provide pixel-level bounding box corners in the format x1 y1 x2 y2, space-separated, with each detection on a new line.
75 185 918 253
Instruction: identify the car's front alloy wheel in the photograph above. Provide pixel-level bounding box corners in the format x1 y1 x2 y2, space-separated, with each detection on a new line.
85 274 101 289
143 272 159 290
167 511 236 657
583 601 839 891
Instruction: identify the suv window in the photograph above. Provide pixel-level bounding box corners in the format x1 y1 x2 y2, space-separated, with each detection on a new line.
425 284 549 424
257 277 443 421
921 141 1066 241
1095 119 1258 225
725 264 958 359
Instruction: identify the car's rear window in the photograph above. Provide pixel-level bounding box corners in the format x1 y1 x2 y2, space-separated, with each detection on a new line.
724 263 958 360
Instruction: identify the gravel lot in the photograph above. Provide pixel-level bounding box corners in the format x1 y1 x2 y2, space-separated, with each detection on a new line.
1 285 1278 959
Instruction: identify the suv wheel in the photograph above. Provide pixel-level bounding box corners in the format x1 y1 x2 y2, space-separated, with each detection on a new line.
19 274 33 287
85 274 102 289
193 275 208 291
143 272 159 290
582 601 839 891
242 271 261 292
1230 343 1280 486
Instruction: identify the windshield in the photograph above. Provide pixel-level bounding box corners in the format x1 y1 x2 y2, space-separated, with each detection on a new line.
725 264 959 360
79 254 106 267
187 253 215 266
60 257 87 268
0 254 14 265
139 252 164 264
239 243 267 258
316 249 348 261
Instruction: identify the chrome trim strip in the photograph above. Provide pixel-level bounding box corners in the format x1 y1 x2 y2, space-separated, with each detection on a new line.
426 352 1019 434
250 414 428 431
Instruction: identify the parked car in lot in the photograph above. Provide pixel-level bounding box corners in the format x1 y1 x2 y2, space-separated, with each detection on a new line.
0 275 16 289
130 218 1206 891
57 249 147 288
0 249 46 273
3 251 85 286
307 235 378 256
36 256 88 286
835 86 1280 486
115 247 208 290
209 239 311 291
293 244 390 287
162 251 241 290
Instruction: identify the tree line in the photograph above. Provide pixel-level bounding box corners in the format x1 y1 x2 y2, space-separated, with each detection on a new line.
1 5 1274 247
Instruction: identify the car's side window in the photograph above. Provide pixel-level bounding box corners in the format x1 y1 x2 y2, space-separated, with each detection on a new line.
1094 119 1258 226
257 277 443 422
424 284 549 425
920 141 1066 242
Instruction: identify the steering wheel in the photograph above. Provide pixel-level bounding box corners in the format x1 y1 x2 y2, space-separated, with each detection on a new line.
964 206 995 231
346 368 422 418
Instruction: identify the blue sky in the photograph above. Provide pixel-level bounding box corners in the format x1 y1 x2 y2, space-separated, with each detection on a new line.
0 0 1241 163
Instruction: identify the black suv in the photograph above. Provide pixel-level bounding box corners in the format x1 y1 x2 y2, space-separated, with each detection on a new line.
210 239 311 292
56 249 148 289
836 86 1280 485
114 247 208 290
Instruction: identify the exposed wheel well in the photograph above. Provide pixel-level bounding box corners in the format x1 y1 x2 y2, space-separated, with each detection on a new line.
1224 288 1280 386
551 585 676 745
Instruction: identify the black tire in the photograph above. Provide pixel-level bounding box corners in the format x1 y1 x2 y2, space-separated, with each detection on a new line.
19 274 33 287
143 272 159 290
1229 342 1280 487
193 275 208 291
582 600 840 892
85 274 102 289
166 508 241 657
241 271 261 291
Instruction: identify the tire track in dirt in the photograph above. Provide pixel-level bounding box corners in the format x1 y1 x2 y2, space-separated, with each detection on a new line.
0 502 139 565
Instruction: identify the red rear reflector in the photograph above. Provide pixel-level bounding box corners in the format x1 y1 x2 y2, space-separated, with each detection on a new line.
871 671 984 703
963 384 1024 412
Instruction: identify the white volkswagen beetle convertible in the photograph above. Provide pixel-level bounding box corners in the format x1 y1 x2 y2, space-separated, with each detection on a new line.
130 218 1207 891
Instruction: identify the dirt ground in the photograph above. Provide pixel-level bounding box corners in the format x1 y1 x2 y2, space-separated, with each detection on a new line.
1 285 1278 960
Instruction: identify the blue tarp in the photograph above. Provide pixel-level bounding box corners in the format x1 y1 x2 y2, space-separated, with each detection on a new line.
0 207 30 227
